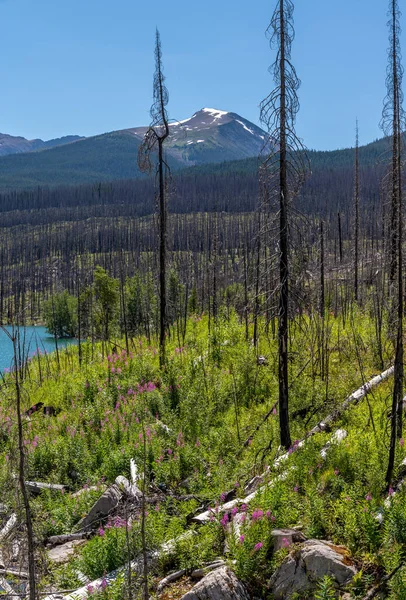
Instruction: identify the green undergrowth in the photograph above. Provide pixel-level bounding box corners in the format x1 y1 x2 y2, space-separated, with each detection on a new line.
0 308 405 598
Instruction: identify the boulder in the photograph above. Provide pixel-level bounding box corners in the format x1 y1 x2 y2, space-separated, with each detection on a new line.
269 539 357 599
75 485 122 531
115 476 141 499
48 540 85 564
181 567 250 600
271 528 306 551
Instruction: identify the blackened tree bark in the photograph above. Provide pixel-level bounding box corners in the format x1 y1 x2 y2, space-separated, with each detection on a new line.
260 0 307 449
354 120 360 302
138 29 170 368
382 0 404 488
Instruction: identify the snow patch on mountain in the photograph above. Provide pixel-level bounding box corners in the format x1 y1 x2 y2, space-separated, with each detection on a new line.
202 108 229 121
236 120 255 136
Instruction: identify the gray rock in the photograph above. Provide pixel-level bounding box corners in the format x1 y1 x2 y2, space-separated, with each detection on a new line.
76 485 122 531
115 476 142 499
271 528 306 551
181 567 250 600
48 540 85 564
270 539 357 599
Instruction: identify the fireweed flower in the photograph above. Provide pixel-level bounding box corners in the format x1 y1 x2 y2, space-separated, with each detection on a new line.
239 535 245 544
254 542 263 552
365 493 372 501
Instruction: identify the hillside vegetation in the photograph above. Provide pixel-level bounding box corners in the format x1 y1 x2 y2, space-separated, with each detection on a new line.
1 310 406 598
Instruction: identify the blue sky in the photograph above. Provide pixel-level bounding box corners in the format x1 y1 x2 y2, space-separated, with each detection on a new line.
0 0 401 150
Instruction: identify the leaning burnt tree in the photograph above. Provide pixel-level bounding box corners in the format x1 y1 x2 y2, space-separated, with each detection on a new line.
138 29 170 368
260 0 307 449
381 0 405 487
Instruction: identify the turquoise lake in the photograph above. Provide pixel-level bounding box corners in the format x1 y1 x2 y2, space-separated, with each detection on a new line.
0 326 77 373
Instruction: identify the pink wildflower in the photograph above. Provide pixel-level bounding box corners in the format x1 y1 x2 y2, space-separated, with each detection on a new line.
220 514 229 527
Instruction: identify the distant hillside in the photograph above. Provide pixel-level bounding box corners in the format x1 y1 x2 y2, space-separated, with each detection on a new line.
0 106 393 192
0 132 83 157
0 108 269 191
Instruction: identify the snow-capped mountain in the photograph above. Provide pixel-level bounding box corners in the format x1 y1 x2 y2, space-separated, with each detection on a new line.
0 109 269 190
126 108 268 165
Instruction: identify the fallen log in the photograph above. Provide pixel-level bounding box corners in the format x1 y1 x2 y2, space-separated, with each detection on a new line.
303 366 394 441
193 365 394 524
43 531 197 600
0 513 17 543
157 569 187 592
0 575 19 598
361 561 405 600
193 429 347 524
156 560 228 592
46 533 89 548
0 567 30 579
25 481 66 495
191 560 227 579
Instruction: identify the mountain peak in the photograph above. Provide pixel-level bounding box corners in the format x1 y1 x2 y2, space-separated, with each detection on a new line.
201 108 229 117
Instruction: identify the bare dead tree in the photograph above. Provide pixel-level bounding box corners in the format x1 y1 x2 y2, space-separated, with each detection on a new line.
260 0 308 449
381 0 405 487
1 323 37 600
138 29 170 368
354 119 360 302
